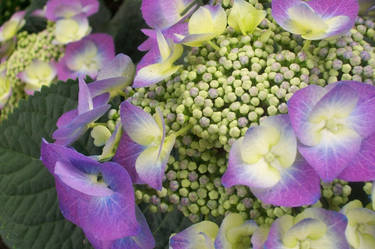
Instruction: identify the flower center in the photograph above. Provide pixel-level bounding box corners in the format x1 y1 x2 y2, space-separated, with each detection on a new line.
323 118 343 134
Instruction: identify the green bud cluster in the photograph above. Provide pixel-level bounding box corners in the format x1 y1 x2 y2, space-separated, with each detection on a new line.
1 23 64 119
321 180 352 211
126 0 375 223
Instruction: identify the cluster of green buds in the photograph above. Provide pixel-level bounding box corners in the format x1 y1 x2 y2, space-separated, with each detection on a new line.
1 23 63 118
127 1 375 223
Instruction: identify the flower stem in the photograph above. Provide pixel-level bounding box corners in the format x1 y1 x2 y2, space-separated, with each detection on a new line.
207 41 220 52
174 124 193 138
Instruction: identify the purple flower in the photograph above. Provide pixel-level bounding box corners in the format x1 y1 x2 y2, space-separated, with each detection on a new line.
288 81 375 182
45 0 99 21
272 0 359 40
141 0 196 30
221 115 321 207
0 11 26 42
88 54 135 98
113 101 176 190
86 206 155 249
57 33 115 81
133 31 183 88
264 208 350 249
40 140 140 241
52 77 110 146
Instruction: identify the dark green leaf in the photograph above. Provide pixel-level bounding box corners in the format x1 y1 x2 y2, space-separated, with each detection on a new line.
0 80 93 249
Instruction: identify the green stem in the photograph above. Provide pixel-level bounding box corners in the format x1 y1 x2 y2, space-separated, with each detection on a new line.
207 40 220 51
88 122 107 128
174 124 193 138
303 40 311 53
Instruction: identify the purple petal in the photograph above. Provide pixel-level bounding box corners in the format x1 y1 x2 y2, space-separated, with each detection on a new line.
250 156 321 207
97 53 135 83
80 0 99 16
287 84 328 146
135 135 176 190
338 133 375 181
136 47 160 71
251 226 270 249
86 206 155 249
78 77 93 114
77 161 139 241
45 0 81 20
120 101 162 146
88 77 126 97
308 0 358 37
141 0 196 30
113 132 145 184
52 104 110 146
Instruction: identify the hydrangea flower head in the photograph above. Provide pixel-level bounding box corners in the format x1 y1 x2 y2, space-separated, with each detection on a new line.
134 31 183 88
169 221 219 249
341 200 375 249
57 33 115 81
288 81 375 182
228 0 267 35
114 101 176 190
40 140 140 241
214 213 258 249
222 114 321 207
52 77 110 145
0 70 11 109
264 208 350 249
141 0 196 30
175 4 227 47
0 11 26 42
272 0 359 40
17 59 57 95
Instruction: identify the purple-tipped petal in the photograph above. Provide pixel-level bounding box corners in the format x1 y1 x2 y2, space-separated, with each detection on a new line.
135 135 176 190
338 133 375 181
141 0 196 30
250 156 321 207
46 0 98 20
80 0 99 16
120 101 162 146
86 206 155 249
113 132 145 184
78 77 93 114
272 0 358 40
52 104 110 146
251 226 270 249
88 77 126 97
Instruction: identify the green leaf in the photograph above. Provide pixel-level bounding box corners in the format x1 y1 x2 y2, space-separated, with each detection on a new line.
0 80 93 249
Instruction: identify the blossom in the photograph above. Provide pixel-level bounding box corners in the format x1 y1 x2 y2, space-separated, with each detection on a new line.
40 140 140 241
222 115 321 207
54 14 91 44
89 53 135 97
141 0 196 30
0 70 11 109
169 221 219 249
214 213 258 249
175 5 227 47
228 0 266 35
133 31 183 88
272 0 359 40
341 200 375 249
52 77 110 145
113 101 176 190
57 34 115 81
251 225 270 249
45 0 99 21
264 208 350 249
0 11 26 42
17 59 57 95
288 81 375 182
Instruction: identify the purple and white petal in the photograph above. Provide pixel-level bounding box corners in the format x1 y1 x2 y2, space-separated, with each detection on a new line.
250 156 321 207
120 101 162 146
338 133 375 181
